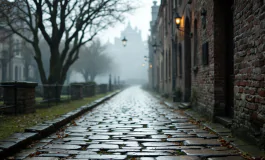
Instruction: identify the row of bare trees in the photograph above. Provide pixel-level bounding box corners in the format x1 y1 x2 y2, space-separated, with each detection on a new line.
0 0 136 99
72 39 114 82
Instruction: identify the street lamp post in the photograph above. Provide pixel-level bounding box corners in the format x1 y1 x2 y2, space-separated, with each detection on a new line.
122 37 128 47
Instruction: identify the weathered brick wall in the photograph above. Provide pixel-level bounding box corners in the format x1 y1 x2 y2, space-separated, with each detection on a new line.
70 84 83 100
233 0 265 146
1 82 37 114
190 0 216 119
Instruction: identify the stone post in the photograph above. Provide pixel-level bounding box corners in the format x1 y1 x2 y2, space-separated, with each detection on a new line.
70 83 83 100
109 74 112 92
99 84 108 94
114 75 117 90
1 81 38 114
118 76 120 89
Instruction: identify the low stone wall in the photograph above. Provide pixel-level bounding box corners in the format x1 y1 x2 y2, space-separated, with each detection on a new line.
99 84 108 94
0 82 38 114
70 83 83 100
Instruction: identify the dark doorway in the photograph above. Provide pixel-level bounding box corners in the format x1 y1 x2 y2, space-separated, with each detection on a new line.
215 0 234 118
184 18 191 102
224 0 234 117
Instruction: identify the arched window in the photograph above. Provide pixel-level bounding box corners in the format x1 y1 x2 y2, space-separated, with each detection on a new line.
169 50 171 78
194 19 198 66
15 66 18 81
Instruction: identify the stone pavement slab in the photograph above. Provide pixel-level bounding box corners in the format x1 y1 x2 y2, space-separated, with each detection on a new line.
156 156 200 160
25 158 59 160
87 144 119 149
142 142 179 146
184 139 221 146
75 154 127 159
4 87 244 159
126 152 171 156
182 149 240 157
44 144 82 150
207 156 245 160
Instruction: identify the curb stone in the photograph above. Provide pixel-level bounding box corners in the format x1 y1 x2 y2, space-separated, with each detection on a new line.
160 98 265 159
184 110 265 159
0 90 121 158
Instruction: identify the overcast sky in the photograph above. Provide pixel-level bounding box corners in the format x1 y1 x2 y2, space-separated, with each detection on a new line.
99 0 160 44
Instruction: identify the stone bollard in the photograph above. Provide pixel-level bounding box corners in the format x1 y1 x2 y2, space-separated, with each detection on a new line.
99 84 108 94
70 83 83 100
1 81 38 114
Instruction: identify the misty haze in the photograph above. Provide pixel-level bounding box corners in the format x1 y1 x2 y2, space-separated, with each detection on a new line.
0 0 264 159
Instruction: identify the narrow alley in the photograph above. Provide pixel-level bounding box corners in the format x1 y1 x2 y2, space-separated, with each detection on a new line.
11 86 243 160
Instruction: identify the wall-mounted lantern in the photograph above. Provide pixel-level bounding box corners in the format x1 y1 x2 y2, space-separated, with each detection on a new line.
152 42 158 51
174 12 182 29
149 64 153 68
174 12 193 38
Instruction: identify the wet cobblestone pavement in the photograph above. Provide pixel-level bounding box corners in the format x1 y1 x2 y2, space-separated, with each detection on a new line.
11 86 244 160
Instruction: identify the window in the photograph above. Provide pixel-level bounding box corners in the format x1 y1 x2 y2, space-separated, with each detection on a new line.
179 0 182 6
169 50 171 78
15 39 20 56
175 43 178 77
174 0 178 8
202 42 209 65
14 66 18 81
18 66 21 80
166 51 168 80
194 19 198 66
179 43 182 76
22 67 25 80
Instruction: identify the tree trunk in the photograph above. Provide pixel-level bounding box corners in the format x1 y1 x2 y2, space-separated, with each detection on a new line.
65 70 72 85
90 73 97 82
81 70 89 82
41 47 64 101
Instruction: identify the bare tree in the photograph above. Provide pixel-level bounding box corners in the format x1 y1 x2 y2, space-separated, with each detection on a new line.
0 0 135 99
73 40 114 82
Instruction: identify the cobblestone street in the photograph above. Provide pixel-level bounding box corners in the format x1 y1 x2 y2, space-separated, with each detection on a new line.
12 86 244 160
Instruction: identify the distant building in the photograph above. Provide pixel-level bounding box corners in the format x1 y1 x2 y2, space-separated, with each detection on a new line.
97 22 148 85
0 0 37 82
148 1 160 91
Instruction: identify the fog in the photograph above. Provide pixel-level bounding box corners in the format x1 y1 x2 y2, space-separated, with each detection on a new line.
69 0 160 85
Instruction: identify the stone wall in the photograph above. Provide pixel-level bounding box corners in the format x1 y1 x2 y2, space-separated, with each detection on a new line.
188 0 216 119
70 83 83 100
1 82 38 114
233 0 265 146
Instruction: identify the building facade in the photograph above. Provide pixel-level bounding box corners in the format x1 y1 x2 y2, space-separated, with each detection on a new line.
104 22 148 85
149 0 265 147
0 0 37 82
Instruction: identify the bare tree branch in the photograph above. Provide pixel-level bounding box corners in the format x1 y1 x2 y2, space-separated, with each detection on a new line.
0 0 137 90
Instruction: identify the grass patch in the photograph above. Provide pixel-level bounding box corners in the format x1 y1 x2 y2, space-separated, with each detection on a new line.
175 150 186 155
0 92 115 141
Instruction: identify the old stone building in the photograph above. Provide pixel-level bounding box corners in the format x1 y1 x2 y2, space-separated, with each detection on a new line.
149 0 265 147
0 0 37 82
105 22 148 85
